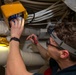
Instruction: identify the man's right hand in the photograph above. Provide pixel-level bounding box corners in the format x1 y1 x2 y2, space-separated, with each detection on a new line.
26 34 38 45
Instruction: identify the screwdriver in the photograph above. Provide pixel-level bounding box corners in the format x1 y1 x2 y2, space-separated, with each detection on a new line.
32 36 38 45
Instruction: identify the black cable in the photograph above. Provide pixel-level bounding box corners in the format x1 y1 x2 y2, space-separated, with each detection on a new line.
29 13 35 24
26 9 35 25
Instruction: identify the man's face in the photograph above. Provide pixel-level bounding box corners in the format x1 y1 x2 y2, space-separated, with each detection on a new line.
46 37 61 59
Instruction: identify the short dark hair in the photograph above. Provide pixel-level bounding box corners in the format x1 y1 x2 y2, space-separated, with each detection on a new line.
54 22 76 62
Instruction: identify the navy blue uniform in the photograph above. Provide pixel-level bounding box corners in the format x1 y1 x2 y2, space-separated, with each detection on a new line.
33 58 76 75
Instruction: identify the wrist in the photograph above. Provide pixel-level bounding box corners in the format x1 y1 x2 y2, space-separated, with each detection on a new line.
33 40 38 45
11 35 20 39
10 37 20 43
36 42 40 46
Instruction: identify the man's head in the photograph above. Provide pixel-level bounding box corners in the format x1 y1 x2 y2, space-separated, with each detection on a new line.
47 22 76 62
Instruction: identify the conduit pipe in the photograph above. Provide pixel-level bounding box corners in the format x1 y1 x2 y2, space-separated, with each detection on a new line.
0 45 45 66
0 21 10 36
0 21 40 36
22 28 40 36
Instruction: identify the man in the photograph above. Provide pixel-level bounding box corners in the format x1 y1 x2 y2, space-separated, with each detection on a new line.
6 18 76 75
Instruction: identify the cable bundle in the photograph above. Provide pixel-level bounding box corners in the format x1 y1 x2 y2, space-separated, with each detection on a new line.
19 0 69 25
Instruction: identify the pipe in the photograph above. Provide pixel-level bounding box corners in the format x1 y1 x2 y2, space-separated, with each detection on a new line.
0 21 10 36
22 28 40 36
0 21 40 36
21 51 45 66
0 45 9 66
0 45 45 66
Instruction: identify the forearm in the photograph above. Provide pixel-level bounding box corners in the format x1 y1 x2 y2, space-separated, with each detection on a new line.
6 41 32 75
36 43 49 60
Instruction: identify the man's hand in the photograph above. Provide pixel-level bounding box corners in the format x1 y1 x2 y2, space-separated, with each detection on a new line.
10 18 24 39
26 34 38 45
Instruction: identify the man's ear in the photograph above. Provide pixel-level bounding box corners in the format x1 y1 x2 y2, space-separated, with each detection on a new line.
60 50 69 59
